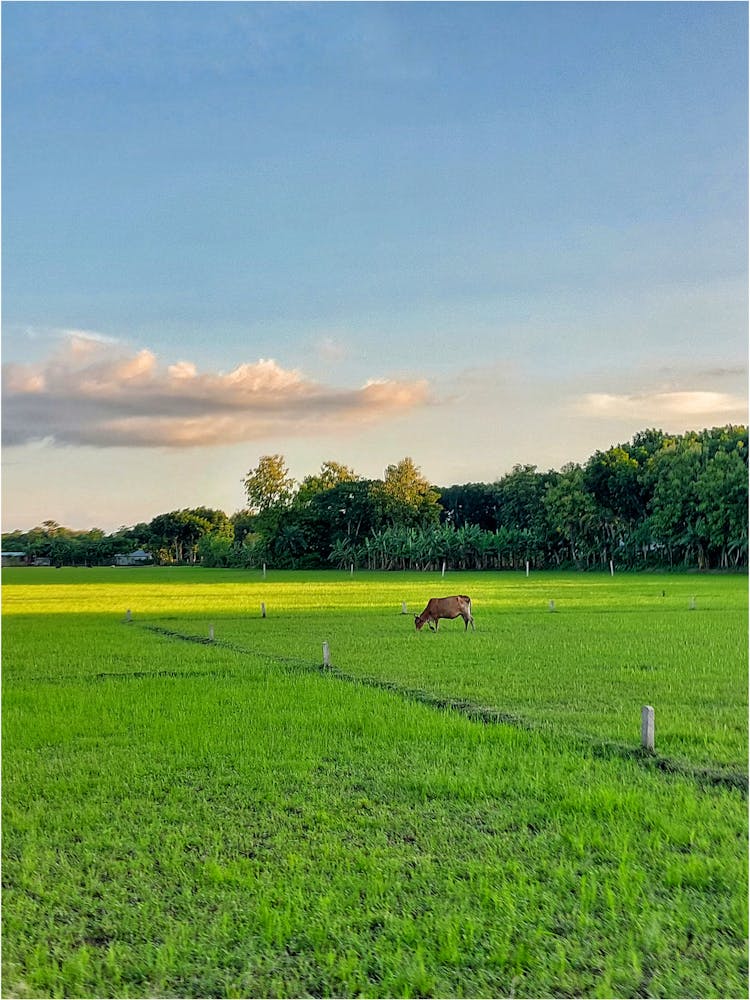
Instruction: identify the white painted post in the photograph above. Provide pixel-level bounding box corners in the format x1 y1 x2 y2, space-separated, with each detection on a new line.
125 609 132 623
689 597 696 611
610 559 614 576
525 561 530 577
261 602 266 618
262 563 266 580
441 560 446 578
209 624 215 642
322 641 330 667
401 601 408 615
641 705 655 751
549 600 556 612
350 563 354 576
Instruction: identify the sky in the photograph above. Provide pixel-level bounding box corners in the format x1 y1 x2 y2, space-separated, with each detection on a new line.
2 0 747 532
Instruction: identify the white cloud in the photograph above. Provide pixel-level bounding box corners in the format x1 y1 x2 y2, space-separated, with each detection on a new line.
316 336 349 362
575 390 747 421
167 361 198 380
2 334 432 448
59 328 123 346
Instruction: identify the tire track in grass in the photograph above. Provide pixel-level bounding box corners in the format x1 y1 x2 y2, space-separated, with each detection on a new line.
133 620 748 794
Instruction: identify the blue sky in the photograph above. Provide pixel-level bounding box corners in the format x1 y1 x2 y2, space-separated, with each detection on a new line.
2 1 747 531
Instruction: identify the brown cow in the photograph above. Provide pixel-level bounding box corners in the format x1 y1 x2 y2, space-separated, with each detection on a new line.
414 595 474 632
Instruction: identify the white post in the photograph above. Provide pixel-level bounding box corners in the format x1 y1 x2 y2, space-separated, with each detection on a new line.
641 705 655 751
209 624 214 642
689 597 696 611
350 563 354 576
401 602 408 615
261 602 266 618
262 563 266 580
322 641 330 667
525 561 529 577
441 560 446 578
549 600 555 612
125 609 132 623
610 559 614 576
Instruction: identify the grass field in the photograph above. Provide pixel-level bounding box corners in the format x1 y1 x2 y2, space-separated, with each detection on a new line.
2 567 747 998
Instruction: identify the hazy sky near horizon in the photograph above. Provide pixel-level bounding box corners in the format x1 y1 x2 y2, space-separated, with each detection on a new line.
3 1 747 532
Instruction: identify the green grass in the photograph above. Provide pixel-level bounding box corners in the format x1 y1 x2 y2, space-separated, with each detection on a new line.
2 568 747 998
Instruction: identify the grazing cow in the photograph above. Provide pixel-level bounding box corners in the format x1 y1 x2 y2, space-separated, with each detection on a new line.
414 595 474 632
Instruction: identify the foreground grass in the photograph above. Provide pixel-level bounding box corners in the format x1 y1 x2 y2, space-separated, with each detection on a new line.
2 569 748 998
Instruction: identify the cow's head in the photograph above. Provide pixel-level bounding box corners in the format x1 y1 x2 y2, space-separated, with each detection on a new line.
414 614 426 631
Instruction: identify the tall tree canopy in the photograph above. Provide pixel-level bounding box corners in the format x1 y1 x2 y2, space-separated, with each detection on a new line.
296 461 360 505
243 455 296 514
376 458 442 529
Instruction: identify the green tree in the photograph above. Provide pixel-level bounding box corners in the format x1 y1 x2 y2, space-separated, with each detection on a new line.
375 458 442 529
296 461 360 505
583 447 644 563
263 513 312 569
647 439 704 567
196 534 235 567
696 447 748 567
147 508 232 564
543 464 600 567
584 447 643 523
317 480 382 546
494 464 551 566
438 483 497 529
230 510 256 546
181 508 233 563
243 455 296 515
242 454 297 542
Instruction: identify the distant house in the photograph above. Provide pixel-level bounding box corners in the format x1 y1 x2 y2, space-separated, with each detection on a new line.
2 551 27 567
114 549 152 566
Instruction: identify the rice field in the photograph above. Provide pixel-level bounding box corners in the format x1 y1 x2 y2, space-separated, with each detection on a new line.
2 567 747 998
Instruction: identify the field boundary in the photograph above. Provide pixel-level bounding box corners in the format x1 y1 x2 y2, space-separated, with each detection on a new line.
133 621 748 795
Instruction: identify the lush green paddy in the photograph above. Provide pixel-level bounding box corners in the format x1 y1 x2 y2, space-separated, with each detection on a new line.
2 568 747 998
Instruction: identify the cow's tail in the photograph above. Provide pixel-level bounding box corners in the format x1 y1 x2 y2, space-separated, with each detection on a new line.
462 595 474 630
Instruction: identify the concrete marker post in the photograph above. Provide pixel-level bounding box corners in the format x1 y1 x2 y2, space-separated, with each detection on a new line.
641 705 655 751
322 641 330 668
209 624 215 642
261 602 267 618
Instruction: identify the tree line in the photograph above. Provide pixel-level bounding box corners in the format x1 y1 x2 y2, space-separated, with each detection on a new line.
3 425 747 572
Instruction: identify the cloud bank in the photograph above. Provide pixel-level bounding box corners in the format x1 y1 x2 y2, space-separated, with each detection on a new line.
2 334 431 448
574 389 747 423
